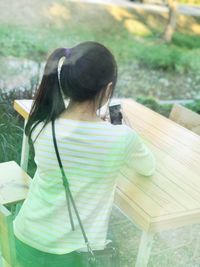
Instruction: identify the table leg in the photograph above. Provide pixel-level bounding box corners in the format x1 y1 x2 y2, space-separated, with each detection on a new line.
135 230 154 267
20 119 30 172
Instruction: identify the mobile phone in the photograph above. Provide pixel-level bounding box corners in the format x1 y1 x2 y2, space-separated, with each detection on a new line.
97 98 123 124
109 104 123 125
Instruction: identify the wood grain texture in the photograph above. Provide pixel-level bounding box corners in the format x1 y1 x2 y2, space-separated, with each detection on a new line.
0 205 16 266
0 161 32 205
169 103 200 135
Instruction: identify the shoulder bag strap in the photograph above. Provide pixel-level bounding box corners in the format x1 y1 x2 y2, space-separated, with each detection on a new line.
51 119 95 257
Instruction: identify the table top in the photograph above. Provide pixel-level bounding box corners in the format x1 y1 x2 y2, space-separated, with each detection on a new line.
14 98 200 233
0 161 32 206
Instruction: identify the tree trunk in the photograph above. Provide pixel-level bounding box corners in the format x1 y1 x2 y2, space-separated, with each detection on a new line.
163 0 177 43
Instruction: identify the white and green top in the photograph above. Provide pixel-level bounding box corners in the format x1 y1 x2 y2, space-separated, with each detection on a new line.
13 117 156 255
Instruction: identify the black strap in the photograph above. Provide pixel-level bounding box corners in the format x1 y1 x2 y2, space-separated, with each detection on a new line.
51 119 94 256
52 120 75 231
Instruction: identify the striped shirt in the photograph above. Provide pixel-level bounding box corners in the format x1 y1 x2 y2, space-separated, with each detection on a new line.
13 117 156 254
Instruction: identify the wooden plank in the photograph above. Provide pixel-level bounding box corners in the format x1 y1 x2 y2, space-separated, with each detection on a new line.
120 168 186 213
13 99 70 120
0 205 17 266
120 148 200 213
116 175 167 217
148 145 200 202
13 100 31 120
119 193 200 232
135 231 154 267
169 103 200 131
149 208 200 232
129 116 200 167
122 106 200 178
114 189 151 232
120 164 200 213
0 161 32 205
123 102 200 155
143 143 200 198
121 98 200 153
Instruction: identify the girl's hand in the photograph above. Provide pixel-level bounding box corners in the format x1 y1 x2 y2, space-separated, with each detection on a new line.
100 113 110 122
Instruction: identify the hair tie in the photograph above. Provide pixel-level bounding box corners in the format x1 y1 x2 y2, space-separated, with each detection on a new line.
57 57 65 98
65 48 71 57
57 48 72 100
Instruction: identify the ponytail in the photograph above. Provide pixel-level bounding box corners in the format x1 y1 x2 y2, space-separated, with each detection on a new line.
25 42 118 145
25 48 68 144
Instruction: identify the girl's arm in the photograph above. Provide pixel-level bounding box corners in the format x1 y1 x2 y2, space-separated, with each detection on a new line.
124 131 156 177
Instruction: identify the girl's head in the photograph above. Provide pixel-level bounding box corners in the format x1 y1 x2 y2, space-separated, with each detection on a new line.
25 41 118 143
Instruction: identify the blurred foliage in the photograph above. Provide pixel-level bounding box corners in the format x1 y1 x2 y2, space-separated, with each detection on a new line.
0 4 200 73
178 0 200 4
0 87 37 177
0 109 23 163
185 99 200 114
136 96 173 117
172 33 200 49
0 26 48 61
136 96 200 116
135 32 200 72
135 44 183 71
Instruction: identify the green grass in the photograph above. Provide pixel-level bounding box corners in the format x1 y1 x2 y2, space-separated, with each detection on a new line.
0 25 63 61
185 99 200 114
136 96 173 117
1 24 200 73
134 43 183 71
0 107 23 163
135 42 200 72
0 22 137 65
136 96 200 117
135 31 200 72
172 33 200 49
0 88 37 177
0 2 200 72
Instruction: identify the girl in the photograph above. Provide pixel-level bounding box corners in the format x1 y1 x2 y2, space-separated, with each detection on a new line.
13 41 156 267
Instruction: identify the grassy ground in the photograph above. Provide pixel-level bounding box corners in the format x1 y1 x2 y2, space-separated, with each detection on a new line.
1 1 200 100
0 0 200 69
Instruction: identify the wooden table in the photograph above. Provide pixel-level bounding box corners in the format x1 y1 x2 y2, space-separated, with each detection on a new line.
14 98 200 267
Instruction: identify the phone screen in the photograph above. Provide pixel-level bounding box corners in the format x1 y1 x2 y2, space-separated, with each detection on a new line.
109 104 122 125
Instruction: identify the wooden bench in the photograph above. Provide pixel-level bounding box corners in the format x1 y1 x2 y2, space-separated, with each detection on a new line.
0 161 32 267
169 103 200 135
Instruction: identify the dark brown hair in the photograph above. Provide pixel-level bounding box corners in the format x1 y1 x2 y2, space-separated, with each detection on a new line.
25 41 118 144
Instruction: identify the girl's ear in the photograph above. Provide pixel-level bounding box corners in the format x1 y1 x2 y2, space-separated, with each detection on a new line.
105 82 113 98
95 81 113 110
